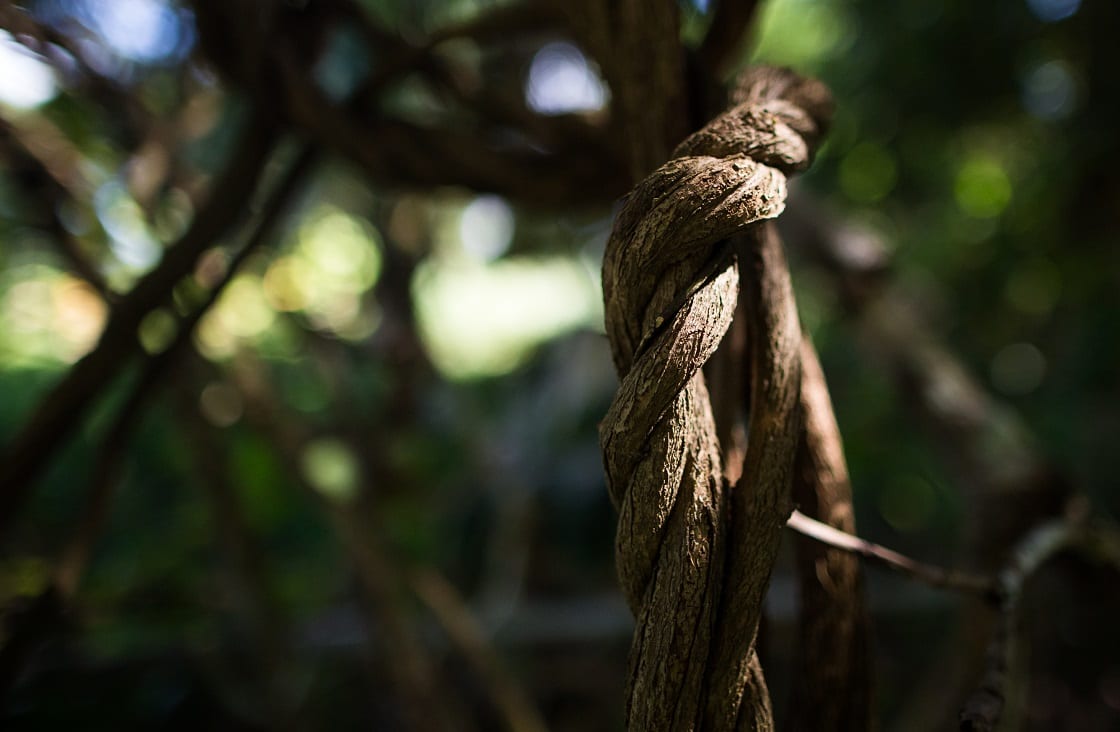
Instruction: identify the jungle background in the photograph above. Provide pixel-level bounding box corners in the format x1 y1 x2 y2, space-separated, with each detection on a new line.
0 0 1118 729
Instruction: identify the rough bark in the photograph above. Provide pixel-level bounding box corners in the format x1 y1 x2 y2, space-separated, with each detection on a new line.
787 337 873 732
600 67 831 731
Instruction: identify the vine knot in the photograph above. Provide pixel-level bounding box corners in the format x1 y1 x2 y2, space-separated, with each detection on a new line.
600 66 830 730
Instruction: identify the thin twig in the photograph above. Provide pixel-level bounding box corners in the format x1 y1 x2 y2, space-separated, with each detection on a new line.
786 509 996 598
789 498 1120 732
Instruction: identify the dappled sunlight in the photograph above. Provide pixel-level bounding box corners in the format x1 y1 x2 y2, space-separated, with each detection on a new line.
954 156 1012 219
750 0 854 69
0 267 107 367
301 438 360 503
0 31 57 111
199 206 383 359
95 181 162 272
459 195 514 262
525 41 608 115
413 255 602 380
1 0 1117 727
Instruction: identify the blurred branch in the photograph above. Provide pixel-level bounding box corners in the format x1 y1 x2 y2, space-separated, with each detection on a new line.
782 192 1074 730
0 122 111 298
0 4 153 141
696 0 761 79
273 46 622 208
0 107 281 539
54 144 317 598
789 496 1120 732
783 192 1070 555
959 501 1120 731
0 145 316 699
173 382 309 731
411 568 549 732
229 357 460 732
187 0 624 208
229 318 547 730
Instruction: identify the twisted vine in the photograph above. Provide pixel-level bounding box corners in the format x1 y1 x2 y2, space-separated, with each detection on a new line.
601 66 832 729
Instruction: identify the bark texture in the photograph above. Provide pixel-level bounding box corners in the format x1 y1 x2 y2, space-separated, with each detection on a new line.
600 67 831 731
787 337 873 732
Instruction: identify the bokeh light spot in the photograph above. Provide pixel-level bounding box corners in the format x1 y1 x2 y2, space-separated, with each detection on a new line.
752 0 853 67
53 277 107 359
215 275 275 339
0 32 58 110
1026 0 1081 23
1 269 108 366
95 182 162 271
1021 59 1077 120
526 42 608 115
459 195 514 262
414 256 601 380
279 207 383 335
262 258 311 312
954 158 1012 218
137 308 177 354
301 439 360 503
83 0 192 63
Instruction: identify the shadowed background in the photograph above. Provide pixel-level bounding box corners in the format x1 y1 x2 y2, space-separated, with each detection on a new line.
0 0 1117 729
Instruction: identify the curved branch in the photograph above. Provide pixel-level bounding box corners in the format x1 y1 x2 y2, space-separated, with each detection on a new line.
960 505 1120 731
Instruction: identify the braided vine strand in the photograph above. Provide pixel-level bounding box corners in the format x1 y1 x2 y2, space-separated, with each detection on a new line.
600 66 831 730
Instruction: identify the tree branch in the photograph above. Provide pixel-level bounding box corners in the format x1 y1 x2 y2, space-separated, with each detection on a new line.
959 503 1120 731
272 44 623 208
697 0 762 79
0 107 280 539
0 145 316 698
411 568 549 732
53 145 317 598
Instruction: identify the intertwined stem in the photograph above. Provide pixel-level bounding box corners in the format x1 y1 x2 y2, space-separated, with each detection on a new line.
600 66 831 730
